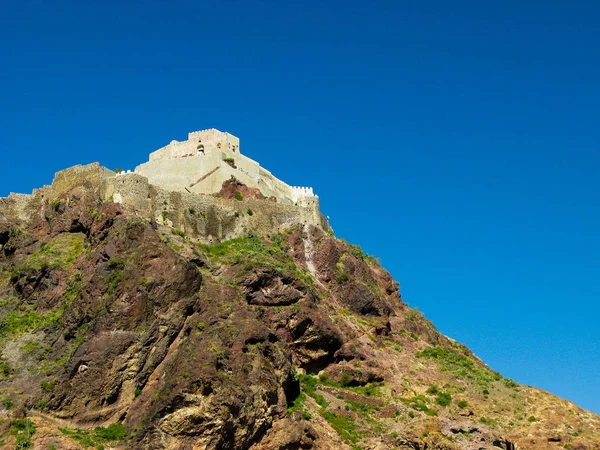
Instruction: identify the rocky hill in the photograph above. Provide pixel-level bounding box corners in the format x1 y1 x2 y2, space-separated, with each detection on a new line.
0 171 599 449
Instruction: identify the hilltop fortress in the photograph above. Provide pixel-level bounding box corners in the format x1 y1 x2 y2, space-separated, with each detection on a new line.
0 129 327 243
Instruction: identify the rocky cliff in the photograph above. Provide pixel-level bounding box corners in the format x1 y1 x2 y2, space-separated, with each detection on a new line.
0 173 598 449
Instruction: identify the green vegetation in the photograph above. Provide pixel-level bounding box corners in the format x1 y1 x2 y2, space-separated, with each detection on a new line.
41 380 54 392
14 234 85 273
172 229 185 238
10 418 35 449
406 307 424 322
435 392 452 407
426 385 440 395
197 322 206 331
3 397 13 409
336 273 349 284
417 346 499 388
0 360 11 377
401 395 438 416
105 258 125 295
457 400 468 408
528 415 537 422
480 417 499 426
340 239 380 266
247 209 253 216
235 191 243 201
223 157 235 165
322 411 361 447
60 423 127 449
504 378 519 388
198 232 313 286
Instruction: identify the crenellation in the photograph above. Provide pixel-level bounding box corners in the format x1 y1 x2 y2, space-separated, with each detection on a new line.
2 129 328 242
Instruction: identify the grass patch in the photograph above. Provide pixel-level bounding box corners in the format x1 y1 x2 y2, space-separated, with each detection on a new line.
322 411 361 446
10 418 36 449
60 423 127 449
417 346 499 388
198 233 313 286
401 395 438 416
340 239 380 266
17 234 85 272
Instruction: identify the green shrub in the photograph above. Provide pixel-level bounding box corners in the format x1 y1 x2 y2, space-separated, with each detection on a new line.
321 411 361 445
336 273 349 284
95 423 127 441
172 229 185 238
301 410 312 420
339 372 352 388
480 417 498 426
197 322 206 331
247 209 253 216
435 392 452 407
457 400 468 408
0 360 11 376
426 385 440 395
41 380 54 392
528 415 537 422
504 378 518 388
235 191 243 201
3 397 13 409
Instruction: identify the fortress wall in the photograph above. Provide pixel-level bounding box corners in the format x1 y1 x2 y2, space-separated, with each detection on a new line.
1 159 327 243
153 192 325 244
150 140 199 161
140 130 319 206
136 154 223 192
48 163 115 198
109 177 326 244
108 173 151 213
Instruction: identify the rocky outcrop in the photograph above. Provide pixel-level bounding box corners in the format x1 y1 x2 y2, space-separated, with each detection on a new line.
0 178 598 450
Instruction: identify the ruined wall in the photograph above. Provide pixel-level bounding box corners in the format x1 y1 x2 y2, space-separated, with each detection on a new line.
1 159 327 244
149 129 240 161
138 129 319 207
107 172 326 244
0 163 114 222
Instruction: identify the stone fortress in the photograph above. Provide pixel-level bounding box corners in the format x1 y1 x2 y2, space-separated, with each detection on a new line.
0 129 328 243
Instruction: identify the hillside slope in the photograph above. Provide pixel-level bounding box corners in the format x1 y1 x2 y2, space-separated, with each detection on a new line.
0 179 598 449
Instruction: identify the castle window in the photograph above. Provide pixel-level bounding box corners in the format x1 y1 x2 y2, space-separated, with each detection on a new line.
197 144 205 155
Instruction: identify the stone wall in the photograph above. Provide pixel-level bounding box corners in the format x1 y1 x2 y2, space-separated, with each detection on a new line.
137 129 318 207
1 150 328 243
107 172 326 244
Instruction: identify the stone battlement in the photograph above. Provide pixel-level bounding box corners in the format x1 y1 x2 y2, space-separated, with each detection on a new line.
136 129 317 206
0 129 326 242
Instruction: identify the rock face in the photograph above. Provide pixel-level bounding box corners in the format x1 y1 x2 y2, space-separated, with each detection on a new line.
0 179 599 450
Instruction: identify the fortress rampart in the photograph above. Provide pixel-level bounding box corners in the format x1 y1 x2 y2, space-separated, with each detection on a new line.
1 130 327 242
135 129 318 206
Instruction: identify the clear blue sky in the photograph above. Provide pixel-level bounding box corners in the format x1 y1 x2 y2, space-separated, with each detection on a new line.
1 0 599 413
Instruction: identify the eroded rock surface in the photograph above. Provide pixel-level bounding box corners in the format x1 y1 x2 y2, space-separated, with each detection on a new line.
0 183 598 450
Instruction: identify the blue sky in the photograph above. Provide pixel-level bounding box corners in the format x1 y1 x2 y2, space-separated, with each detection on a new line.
1 0 599 413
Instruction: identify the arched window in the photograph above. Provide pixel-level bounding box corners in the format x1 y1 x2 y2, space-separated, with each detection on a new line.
197 144 205 155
